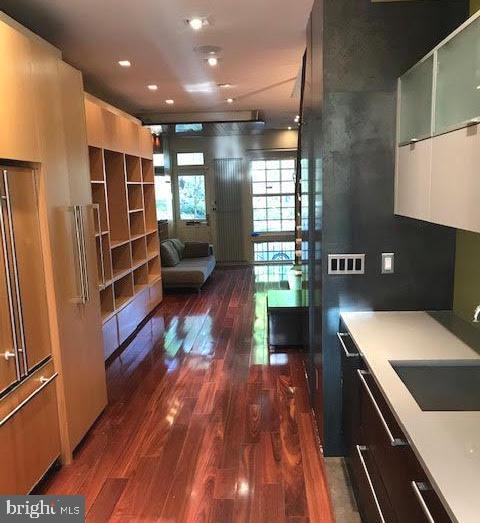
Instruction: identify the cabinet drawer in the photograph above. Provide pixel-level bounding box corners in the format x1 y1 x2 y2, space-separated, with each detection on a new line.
117 289 148 344
352 444 397 523
103 315 119 360
148 279 163 313
0 361 60 493
338 332 363 458
358 370 452 522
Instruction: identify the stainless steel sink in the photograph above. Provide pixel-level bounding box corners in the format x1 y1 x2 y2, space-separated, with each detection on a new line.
390 360 480 411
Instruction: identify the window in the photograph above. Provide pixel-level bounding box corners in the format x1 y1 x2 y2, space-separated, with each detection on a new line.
154 174 173 221
175 123 203 133
178 175 206 220
153 153 164 168
177 152 204 166
251 158 296 233
253 241 295 263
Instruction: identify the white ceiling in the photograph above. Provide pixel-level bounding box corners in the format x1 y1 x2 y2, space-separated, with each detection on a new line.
1 0 312 128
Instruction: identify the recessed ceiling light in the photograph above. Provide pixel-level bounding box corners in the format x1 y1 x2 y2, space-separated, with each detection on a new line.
187 18 208 30
147 84 158 91
165 99 175 105
118 60 131 67
294 114 300 122
207 56 218 67
226 98 234 104
288 126 292 130
217 83 232 88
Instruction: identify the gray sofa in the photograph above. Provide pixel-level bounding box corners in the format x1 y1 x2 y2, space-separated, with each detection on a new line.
160 238 216 290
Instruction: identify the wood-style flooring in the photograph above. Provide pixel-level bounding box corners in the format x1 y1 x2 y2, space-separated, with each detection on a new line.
38 266 334 522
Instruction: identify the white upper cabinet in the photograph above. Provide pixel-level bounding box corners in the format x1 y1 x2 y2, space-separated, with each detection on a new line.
430 125 480 233
435 16 480 134
395 11 480 232
398 56 434 145
395 140 431 221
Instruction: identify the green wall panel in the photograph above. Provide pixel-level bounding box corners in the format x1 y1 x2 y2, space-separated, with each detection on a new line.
454 230 480 321
453 0 480 323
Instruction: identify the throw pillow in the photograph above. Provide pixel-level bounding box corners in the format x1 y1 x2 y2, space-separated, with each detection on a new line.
160 240 180 267
170 238 185 258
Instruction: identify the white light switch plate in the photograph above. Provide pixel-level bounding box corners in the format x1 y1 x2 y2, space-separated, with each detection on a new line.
382 253 394 274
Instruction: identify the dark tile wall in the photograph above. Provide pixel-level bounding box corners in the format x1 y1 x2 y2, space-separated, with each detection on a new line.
306 0 469 455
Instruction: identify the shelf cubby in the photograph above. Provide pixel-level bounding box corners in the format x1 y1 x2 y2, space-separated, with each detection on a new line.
133 264 149 294
141 158 154 183
104 150 129 242
113 273 134 310
126 154 142 182
128 184 143 211
143 184 157 231
111 242 132 280
148 256 161 283
129 210 145 238
92 183 109 234
131 236 147 267
89 146 105 182
146 230 159 258
100 284 115 321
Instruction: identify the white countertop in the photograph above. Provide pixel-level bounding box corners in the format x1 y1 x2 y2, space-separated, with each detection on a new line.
341 311 480 523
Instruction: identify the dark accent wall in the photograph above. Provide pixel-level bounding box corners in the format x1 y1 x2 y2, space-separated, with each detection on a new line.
304 0 468 456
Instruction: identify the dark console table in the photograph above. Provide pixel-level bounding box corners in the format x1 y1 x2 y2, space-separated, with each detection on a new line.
266 289 308 350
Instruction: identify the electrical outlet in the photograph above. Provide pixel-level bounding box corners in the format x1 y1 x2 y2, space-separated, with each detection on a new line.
382 253 394 274
328 254 365 275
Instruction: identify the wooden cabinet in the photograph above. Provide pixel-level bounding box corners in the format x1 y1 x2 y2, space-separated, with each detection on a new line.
430 124 480 232
340 331 453 523
117 288 149 344
85 96 160 359
103 316 119 360
0 19 40 162
149 279 163 313
0 14 107 480
394 141 431 222
0 361 60 494
57 62 107 452
84 94 153 158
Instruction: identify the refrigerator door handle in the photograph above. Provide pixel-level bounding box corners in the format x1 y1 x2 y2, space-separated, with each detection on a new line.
2 169 27 376
70 205 88 304
93 204 105 289
78 205 90 303
0 177 21 381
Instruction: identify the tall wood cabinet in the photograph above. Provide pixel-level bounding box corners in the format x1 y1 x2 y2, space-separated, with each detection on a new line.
85 95 162 360
0 12 107 492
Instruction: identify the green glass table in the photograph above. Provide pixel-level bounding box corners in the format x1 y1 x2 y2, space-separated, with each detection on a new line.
266 289 308 350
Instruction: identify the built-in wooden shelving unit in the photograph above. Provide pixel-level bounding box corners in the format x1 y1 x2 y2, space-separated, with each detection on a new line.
89 145 161 323
85 93 162 359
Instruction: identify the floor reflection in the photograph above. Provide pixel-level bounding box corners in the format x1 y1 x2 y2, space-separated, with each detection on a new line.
38 265 333 522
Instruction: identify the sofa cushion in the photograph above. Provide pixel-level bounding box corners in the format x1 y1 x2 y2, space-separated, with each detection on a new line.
169 238 185 258
160 240 180 267
162 255 216 287
183 241 210 258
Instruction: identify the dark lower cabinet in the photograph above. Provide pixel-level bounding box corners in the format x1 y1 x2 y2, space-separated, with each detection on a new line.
338 329 453 523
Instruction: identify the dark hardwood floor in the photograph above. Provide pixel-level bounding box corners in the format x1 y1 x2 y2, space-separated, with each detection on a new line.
39 266 333 522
